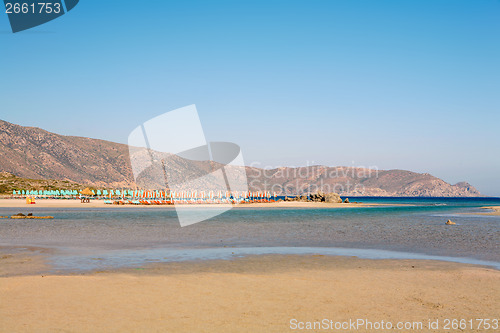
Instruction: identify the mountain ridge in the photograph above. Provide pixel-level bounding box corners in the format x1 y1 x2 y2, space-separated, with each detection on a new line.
0 119 483 197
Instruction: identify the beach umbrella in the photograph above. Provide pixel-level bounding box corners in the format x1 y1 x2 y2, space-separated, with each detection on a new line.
79 188 94 196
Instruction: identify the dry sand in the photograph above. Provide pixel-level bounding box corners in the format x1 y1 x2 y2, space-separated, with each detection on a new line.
0 198 109 208
0 198 378 209
0 254 498 333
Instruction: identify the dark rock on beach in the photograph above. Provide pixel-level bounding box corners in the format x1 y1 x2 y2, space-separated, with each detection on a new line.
308 191 342 203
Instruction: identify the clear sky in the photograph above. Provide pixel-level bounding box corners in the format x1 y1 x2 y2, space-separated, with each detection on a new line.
1 0 499 195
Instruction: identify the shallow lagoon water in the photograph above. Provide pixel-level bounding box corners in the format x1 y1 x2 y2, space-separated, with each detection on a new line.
50 246 500 272
1 197 499 271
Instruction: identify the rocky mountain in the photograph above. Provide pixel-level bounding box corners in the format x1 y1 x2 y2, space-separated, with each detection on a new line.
245 166 482 197
0 119 482 197
0 120 133 187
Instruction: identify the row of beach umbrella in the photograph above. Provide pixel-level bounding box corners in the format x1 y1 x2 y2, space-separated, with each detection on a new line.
12 189 277 200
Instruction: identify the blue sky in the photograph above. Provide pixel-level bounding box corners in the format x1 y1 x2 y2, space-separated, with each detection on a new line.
1 0 499 195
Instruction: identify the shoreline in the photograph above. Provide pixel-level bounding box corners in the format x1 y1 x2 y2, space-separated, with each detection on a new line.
1 253 498 332
2 243 499 276
0 198 385 209
10 245 500 276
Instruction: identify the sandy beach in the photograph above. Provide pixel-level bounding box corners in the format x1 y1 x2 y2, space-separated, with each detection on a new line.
0 252 498 333
478 206 500 216
1 200 498 332
0 198 378 209
2 1 498 332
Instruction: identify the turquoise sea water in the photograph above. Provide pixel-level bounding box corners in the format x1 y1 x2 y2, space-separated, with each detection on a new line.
0 197 499 271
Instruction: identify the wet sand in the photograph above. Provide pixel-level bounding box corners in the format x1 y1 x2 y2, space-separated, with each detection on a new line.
0 198 378 209
0 252 498 333
0 246 52 277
